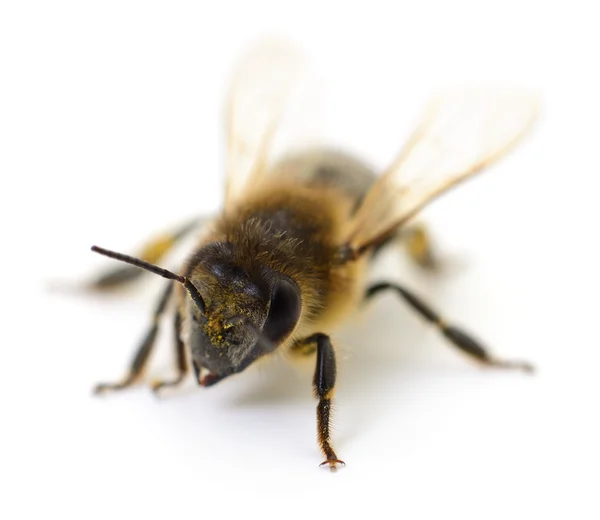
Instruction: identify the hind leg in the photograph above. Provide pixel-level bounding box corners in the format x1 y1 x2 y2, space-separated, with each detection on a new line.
401 222 439 271
89 218 203 290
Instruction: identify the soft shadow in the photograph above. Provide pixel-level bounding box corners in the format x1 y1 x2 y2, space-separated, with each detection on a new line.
215 289 443 447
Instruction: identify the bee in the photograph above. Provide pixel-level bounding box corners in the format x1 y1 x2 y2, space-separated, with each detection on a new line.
89 41 537 470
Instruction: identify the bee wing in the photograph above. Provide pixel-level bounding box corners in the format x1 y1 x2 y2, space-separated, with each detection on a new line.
224 40 315 209
345 89 539 253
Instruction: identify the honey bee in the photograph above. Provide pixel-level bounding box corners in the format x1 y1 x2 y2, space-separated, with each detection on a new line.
89 41 537 470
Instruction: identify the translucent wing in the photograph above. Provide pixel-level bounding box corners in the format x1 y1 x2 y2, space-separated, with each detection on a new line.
345 89 539 254
224 40 312 209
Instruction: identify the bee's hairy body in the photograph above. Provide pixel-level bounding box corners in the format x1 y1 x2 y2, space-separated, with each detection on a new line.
182 150 374 364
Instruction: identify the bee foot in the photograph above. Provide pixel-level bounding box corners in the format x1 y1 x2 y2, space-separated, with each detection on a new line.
490 358 536 374
319 459 346 472
93 382 126 395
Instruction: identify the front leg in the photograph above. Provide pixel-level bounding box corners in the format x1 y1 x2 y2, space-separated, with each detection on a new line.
94 280 174 393
296 333 345 471
151 309 189 394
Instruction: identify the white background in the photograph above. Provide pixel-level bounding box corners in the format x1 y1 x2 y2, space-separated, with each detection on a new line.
1 1 599 519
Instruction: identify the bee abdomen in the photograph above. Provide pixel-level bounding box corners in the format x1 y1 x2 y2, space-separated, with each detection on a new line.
270 148 376 212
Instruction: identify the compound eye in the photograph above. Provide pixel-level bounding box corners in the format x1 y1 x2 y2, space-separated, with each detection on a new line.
262 278 301 344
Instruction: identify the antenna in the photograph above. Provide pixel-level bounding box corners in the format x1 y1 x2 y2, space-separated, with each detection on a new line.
91 245 206 313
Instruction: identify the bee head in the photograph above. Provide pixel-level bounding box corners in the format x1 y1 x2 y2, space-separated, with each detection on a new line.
185 242 302 385
90 242 302 387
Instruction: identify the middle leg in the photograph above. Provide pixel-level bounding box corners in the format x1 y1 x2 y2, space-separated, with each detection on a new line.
365 282 534 372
